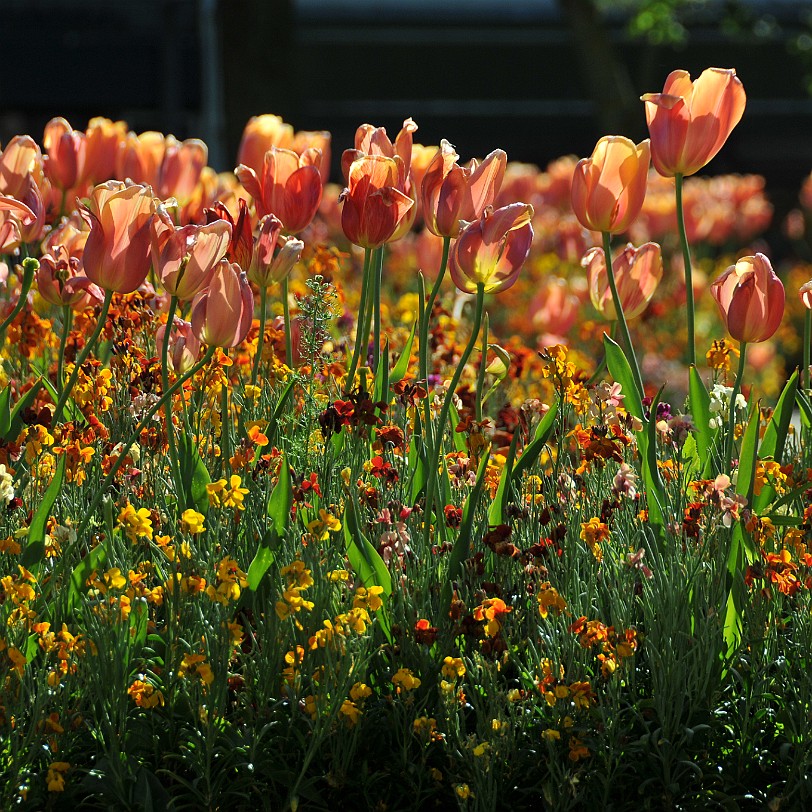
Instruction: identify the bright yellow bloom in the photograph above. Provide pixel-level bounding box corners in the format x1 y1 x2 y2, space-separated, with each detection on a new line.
441 656 466 680
128 679 165 708
307 508 342 541
353 585 384 612
392 667 421 691
118 503 154 543
181 508 206 535
46 762 70 792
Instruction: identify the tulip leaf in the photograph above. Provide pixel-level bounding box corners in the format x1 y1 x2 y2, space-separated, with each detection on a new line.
758 368 797 464
21 454 66 571
442 449 490 614
603 334 644 423
7 381 44 442
0 384 11 439
448 401 469 453
177 432 211 515
69 544 108 611
488 428 519 527
389 319 416 385
266 375 296 448
688 365 716 476
512 401 558 482
797 389 812 430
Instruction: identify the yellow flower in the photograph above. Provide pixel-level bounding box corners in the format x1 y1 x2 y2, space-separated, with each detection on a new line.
307 508 342 541
181 509 206 535
128 679 164 709
103 568 126 591
46 762 70 792
580 518 609 561
350 682 372 702
339 699 361 725
542 728 561 742
392 667 421 692
441 656 466 680
223 474 249 510
455 783 473 800
118 503 154 543
353 585 384 612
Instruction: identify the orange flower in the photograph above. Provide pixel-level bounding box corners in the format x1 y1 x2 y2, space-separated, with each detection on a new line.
420 139 507 238
236 146 323 234
190 259 254 348
84 117 128 185
449 202 533 294
79 181 157 293
248 214 304 288
339 155 414 248
642 68 746 178
571 136 650 234
582 242 663 321
237 114 295 175
43 117 87 192
710 253 784 344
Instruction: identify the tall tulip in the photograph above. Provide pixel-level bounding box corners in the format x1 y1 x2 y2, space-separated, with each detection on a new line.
641 68 746 179
571 136 650 235
235 146 322 234
85 117 128 185
190 259 254 348
583 242 662 321
43 117 87 195
237 115 295 176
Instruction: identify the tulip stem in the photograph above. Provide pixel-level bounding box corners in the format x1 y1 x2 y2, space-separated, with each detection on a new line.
675 173 696 367
56 305 73 397
161 295 185 511
372 246 385 375
252 286 269 386
422 283 485 550
725 341 747 471
475 313 489 424
602 232 645 399
52 287 114 424
75 346 216 543
419 236 451 448
282 277 293 370
345 248 373 391
0 258 38 349
804 309 811 393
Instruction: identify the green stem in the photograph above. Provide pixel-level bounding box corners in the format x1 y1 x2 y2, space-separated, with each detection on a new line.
56 305 73 397
475 313 489 424
725 341 747 471
252 286 268 386
804 309 811 393
675 173 696 367
422 283 485 549
0 258 37 347
75 346 216 542
282 276 293 369
220 347 231 475
345 248 373 391
52 287 114 424
372 246 384 374
161 296 185 510
602 232 644 399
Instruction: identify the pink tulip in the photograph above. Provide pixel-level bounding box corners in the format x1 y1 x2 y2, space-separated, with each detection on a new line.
190 259 254 348
449 203 534 294
237 115 295 175
248 214 304 288
156 317 202 374
710 253 784 343
37 245 103 311
582 242 663 321
43 117 87 192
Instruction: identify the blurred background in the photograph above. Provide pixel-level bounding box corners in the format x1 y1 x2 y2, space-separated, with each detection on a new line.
3 0 812 253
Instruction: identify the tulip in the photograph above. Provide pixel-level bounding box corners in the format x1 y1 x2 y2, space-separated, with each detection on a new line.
642 68 746 178
190 259 254 348
37 245 103 310
292 130 332 184
339 155 414 248
237 115 295 175
205 199 254 270
0 136 48 200
583 242 663 321
571 136 650 235
0 180 47 249
43 117 87 193
248 214 304 289
710 253 784 344
79 181 157 294
529 276 582 343
85 117 128 185
421 140 507 238
117 131 166 188
235 146 322 234
156 317 201 374
449 203 534 295
156 137 208 205
151 206 231 300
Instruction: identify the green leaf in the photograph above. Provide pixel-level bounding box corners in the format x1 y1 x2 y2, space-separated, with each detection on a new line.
389 319 416 385
69 544 108 611
373 339 390 404
21 454 66 571
0 384 11 438
442 450 489 613
722 579 744 661
448 400 468 453
488 429 519 527
797 389 812 430
604 334 643 422
267 375 296 447
408 431 427 505
758 368 798 465
177 432 211 515
343 495 393 643
512 400 558 482
7 381 43 442
641 386 666 532
688 365 715 474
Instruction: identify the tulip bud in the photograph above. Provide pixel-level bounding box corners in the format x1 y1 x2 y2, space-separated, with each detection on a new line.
37 245 103 311
248 214 304 288
449 203 534 294
43 117 87 192
190 259 254 348
710 253 784 343
237 115 295 175
571 136 650 234
582 242 663 321
85 117 128 185
156 317 202 374
642 68 746 178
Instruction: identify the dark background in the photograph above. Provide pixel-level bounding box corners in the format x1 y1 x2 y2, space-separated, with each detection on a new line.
3 0 812 219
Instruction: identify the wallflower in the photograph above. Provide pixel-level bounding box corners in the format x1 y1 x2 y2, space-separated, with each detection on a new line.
353 585 384 612
580 518 609 561
118 503 154 543
392 667 421 691
128 679 165 708
206 475 249 510
306 508 342 541
178 652 214 687
472 597 512 638
181 509 206 535
537 583 567 619
442 656 466 680
46 762 70 793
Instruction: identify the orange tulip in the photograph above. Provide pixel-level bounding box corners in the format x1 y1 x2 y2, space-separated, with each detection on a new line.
642 68 746 178
292 129 332 184
710 253 784 343
151 206 231 300
582 242 663 321
339 155 414 248
79 181 157 293
235 146 323 234
190 259 254 348
421 140 507 238
156 317 201 374
84 117 128 185
0 136 50 203
449 202 534 294
43 117 87 192
237 115 295 175
0 180 47 249
248 214 304 288
156 137 208 205
571 136 650 234
37 245 103 311
205 199 254 270
117 131 166 188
